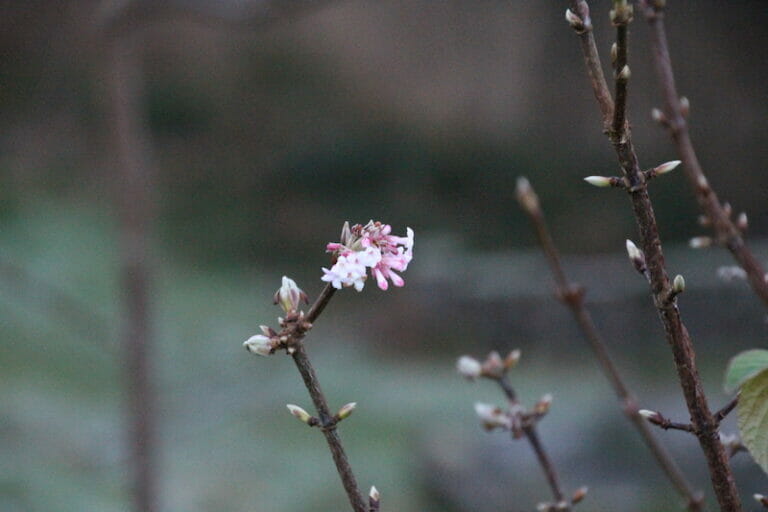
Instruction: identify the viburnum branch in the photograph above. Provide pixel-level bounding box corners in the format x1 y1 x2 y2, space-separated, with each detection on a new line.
497 375 568 509
566 2 742 510
639 0 768 310
464 353 578 510
290 341 366 512
515 178 703 511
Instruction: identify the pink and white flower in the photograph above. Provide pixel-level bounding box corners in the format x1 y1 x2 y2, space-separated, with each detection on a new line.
321 221 414 291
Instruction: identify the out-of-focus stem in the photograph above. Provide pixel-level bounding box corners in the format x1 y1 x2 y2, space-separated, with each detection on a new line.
640 0 768 310
516 180 703 510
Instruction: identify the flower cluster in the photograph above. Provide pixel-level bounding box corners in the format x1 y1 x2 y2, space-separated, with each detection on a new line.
321 221 414 292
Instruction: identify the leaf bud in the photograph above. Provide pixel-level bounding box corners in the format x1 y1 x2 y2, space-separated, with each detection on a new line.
689 237 712 249
672 274 685 295
515 176 540 214
584 175 612 187
456 356 483 380
654 160 681 175
337 402 357 420
286 404 313 424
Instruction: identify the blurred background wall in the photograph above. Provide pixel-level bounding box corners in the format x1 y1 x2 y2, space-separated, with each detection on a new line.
1 1 767 511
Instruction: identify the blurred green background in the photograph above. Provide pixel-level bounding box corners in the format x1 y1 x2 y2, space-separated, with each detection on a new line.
1 1 767 511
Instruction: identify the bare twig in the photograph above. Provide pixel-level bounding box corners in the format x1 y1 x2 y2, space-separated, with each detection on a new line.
639 1 768 310
566 2 741 510
714 395 739 425
291 342 367 512
515 178 703 511
277 283 366 512
640 409 696 433
497 375 568 509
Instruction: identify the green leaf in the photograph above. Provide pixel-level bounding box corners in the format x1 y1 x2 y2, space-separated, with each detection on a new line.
724 349 768 393
737 368 768 475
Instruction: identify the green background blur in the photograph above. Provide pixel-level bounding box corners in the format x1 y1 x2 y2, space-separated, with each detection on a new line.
2 1 767 511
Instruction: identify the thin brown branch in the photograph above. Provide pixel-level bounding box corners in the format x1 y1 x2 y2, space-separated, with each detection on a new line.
714 395 739 425
639 1 768 310
567 2 741 510
291 341 366 512
567 0 614 130
515 179 703 511
497 376 568 509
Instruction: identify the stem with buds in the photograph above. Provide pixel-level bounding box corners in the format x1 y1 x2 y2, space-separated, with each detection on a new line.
566 1 741 509
462 352 587 511
515 178 703 511
639 0 768 310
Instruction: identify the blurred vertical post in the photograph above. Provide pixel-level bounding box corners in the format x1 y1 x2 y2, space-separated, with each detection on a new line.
104 27 158 512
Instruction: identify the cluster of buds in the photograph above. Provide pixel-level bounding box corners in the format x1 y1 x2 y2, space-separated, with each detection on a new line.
537 487 589 512
690 202 749 250
456 350 521 380
609 0 633 25
458 350 554 437
473 393 551 438
322 221 414 292
243 276 311 356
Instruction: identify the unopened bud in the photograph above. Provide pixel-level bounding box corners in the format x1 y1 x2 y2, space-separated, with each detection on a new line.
696 174 709 191
369 486 380 502
515 176 540 214
679 96 690 117
723 202 733 217
737 212 748 231
565 9 585 31
286 404 313 424
337 402 357 420
534 393 553 415
697 215 711 227
340 221 353 246
536 503 550 512
244 334 274 356
504 349 522 369
610 43 618 65
484 351 504 375
584 175 612 187
651 108 666 124
654 160 681 175
625 239 646 274
754 494 768 507
457 356 483 380
618 65 631 81
572 486 589 504
689 236 712 249
672 274 685 294
475 402 511 430
638 409 659 421
274 276 308 314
